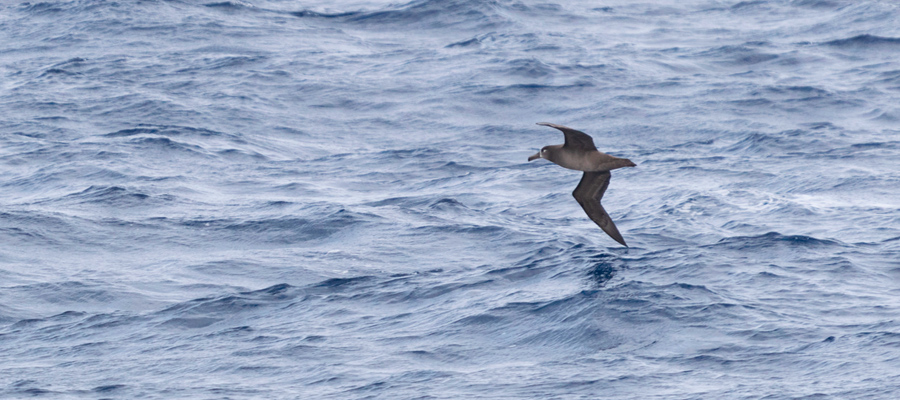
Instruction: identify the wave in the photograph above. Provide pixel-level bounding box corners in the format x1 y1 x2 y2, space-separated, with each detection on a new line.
59 185 152 205
161 207 383 244
290 0 513 29
176 55 267 73
823 34 900 49
157 283 303 319
104 124 230 139
127 136 210 157
0 211 76 246
712 231 841 249
103 124 269 161
203 2 258 11
695 43 780 66
18 2 66 15
96 98 205 121
443 289 628 352
723 131 822 155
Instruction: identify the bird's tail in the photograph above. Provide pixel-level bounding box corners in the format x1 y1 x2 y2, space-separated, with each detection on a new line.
614 158 636 169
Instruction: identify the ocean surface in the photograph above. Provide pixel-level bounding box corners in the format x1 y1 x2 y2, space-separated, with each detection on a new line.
2 0 900 398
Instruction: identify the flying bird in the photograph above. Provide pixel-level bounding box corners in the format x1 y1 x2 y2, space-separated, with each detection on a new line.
528 122 636 246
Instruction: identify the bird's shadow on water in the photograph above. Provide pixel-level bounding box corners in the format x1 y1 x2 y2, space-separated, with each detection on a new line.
581 252 629 287
589 261 617 286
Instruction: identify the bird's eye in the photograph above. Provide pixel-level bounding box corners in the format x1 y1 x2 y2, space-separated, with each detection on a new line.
541 149 547 153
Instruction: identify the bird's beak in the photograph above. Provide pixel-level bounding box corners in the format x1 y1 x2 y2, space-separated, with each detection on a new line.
528 152 541 161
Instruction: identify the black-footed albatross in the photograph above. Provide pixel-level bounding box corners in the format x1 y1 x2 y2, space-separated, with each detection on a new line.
528 122 636 246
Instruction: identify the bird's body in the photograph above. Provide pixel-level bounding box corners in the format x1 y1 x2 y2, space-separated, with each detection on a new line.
538 144 636 172
528 122 635 246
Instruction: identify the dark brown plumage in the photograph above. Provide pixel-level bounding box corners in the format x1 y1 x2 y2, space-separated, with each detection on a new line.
528 123 635 246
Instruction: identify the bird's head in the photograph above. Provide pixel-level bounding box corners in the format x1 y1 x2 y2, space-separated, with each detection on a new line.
528 146 552 162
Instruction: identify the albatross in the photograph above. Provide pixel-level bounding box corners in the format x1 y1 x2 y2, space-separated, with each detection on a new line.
528 122 636 246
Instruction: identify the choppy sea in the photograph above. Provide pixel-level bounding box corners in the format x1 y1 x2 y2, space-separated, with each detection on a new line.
2 0 900 398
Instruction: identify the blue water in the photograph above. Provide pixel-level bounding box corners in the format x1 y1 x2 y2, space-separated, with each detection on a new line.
2 0 900 398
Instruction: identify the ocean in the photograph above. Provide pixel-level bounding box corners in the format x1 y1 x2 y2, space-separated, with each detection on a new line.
2 0 899 398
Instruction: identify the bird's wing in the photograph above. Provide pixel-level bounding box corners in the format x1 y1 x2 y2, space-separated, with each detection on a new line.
537 122 597 151
572 171 627 246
